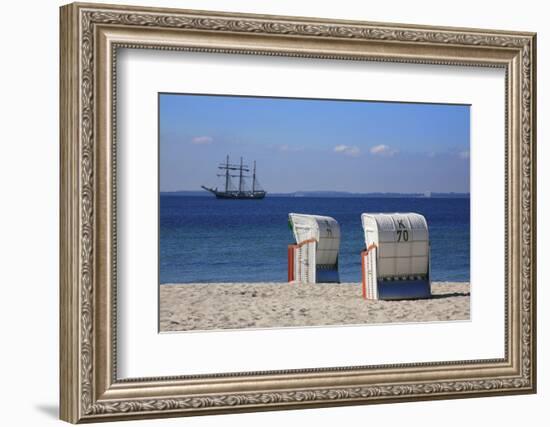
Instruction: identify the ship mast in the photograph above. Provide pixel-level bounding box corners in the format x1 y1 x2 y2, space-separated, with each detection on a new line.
239 157 244 193
252 161 256 193
224 155 230 193
213 155 251 195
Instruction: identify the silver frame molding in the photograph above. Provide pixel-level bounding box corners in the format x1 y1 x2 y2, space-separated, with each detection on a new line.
60 2 537 423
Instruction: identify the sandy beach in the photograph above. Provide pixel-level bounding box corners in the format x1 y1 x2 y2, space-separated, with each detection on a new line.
160 282 470 332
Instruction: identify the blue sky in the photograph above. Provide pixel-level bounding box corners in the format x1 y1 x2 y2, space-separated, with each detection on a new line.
159 93 470 193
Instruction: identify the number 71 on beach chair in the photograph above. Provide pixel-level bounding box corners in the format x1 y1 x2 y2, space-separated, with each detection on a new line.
361 213 432 300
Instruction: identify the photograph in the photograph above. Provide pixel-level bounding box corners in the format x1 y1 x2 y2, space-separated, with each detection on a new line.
158 93 471 332
57 3 536 422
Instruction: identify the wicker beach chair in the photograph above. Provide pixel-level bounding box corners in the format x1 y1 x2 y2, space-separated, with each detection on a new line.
361 212 431 300
287 213 340 284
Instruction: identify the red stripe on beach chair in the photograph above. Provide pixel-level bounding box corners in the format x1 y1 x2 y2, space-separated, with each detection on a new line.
361 243 377 300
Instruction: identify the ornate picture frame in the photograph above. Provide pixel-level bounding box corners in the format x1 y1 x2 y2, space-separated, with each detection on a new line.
60 2 536 423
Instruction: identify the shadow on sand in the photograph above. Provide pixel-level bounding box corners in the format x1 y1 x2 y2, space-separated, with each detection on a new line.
430 292 470 299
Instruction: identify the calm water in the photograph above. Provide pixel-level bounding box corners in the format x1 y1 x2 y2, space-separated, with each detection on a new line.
160 196 470 284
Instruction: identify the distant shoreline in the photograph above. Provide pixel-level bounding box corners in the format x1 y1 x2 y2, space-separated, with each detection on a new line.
160 191 470 199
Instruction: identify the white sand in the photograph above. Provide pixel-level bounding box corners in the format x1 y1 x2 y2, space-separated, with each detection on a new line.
160 282 470 332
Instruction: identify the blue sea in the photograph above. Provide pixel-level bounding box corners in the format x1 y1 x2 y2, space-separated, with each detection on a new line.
160 196 470 284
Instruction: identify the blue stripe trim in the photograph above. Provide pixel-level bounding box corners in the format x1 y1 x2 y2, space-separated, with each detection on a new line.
377 280 431 300
316 268 340 283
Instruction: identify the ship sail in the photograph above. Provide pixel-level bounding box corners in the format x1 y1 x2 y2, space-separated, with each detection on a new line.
252 176 264 192
216 174 237 192
201 155 267 199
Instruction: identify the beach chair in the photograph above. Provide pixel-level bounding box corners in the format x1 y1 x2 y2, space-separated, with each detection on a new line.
361 213 431 300
288 213 340 284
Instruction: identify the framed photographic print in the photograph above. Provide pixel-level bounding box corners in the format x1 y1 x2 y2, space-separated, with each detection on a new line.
60 2 537 423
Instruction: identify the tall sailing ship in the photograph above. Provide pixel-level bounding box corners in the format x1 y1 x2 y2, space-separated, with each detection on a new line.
201 155 267 199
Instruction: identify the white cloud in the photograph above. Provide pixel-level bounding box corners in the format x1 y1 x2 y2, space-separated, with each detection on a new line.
191 136 213 145
334 145 347 153
333 145 360 157
459 150 470 159
370 144 398 157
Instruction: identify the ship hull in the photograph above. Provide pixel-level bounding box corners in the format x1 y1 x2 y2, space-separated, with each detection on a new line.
214 192 266 200
201 186 266 199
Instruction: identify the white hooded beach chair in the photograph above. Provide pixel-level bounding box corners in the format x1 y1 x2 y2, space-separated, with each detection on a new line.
287 213 341 284
361 213 431 300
